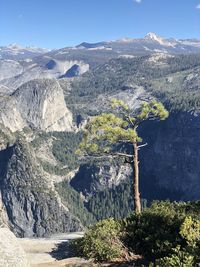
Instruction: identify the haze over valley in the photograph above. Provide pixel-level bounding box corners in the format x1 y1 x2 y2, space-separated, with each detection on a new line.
0 32 200 235
1 0 200 264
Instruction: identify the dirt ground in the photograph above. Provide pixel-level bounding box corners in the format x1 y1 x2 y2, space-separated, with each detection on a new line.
17 232 94 267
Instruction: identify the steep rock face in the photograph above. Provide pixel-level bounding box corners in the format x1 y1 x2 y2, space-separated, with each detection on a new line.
45 59 89 76
0 79 74 132
140 112 200 201
62 64 89 78
45 59 58 70
0 141 83 237
70 162 132 197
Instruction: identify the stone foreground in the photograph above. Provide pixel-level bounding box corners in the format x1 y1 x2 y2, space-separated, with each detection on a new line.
0 227 30 267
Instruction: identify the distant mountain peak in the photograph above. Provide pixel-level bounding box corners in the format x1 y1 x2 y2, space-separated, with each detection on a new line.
7 43 24 50
144 32 178 47
145 32 164 43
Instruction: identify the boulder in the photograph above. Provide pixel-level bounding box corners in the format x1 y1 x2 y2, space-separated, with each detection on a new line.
0 228 30 267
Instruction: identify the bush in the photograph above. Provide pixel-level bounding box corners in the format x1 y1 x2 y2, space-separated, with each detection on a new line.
71 201 200 265
80 218 125 262
123 201 184 260
180 216 200 248
180 216 200 265
155 246 194 267
123 201 200 261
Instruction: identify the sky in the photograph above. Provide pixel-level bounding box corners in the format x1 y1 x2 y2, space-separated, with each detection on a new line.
1 0 200 49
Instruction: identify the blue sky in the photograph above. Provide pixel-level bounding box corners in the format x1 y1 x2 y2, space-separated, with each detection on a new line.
1 0 200 48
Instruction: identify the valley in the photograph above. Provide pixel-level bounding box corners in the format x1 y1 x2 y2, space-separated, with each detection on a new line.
0 33 200 239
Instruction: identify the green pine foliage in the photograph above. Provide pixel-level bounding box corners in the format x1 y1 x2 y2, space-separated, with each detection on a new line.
77 99 168 162
40 161 68 176
32 131 83 173
64 54 200 119
55 180 96 226
51 131 83 171
68 54 200 100
155 246 195 267
87 182 147 221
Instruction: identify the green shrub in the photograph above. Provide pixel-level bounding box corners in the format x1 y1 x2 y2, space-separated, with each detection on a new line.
180 216 200 248
80 218 124 262
155 246 194 267
55 181 96 226
71 201 200 264
179 216 200 265
123 201 200 261
68 238 85 258
123 201 184 260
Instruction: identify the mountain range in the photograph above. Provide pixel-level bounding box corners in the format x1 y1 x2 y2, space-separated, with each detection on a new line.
2 33 200 61
0 33 200 237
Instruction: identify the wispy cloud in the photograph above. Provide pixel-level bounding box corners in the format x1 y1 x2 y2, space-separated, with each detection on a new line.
196 3 200 9
134 0 142 3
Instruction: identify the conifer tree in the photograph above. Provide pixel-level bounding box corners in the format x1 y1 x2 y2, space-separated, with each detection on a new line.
77 99 169 213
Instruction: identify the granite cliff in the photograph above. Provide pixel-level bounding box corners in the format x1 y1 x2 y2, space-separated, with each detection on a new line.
140 111 200 201
0 140 83 237
0 78 74 132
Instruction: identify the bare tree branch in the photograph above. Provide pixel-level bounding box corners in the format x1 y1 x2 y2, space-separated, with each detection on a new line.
114 152 133 158
79 150 133 160
138 143 148 149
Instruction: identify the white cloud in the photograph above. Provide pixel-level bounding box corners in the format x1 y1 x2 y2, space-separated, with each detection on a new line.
196 4 200 9
134 0 142 3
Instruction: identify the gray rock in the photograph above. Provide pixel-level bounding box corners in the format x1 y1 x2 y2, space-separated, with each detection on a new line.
61 64 89 78
0 141 83 237
70 162 131 197
0 227 30 267
140 112 200 201
0 78 74 132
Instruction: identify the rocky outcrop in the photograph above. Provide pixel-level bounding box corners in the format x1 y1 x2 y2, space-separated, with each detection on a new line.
139 111 200 201
0 227 30 267
0 59 89 90
0 140 83 237
45 59 89 77
0 78 74 132
70 162 132 197
61 64 89 78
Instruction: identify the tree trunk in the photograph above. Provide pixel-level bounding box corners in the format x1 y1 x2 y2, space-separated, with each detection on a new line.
133 142 141 213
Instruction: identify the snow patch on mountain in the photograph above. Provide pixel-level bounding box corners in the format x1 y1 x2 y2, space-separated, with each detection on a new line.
148 53 174 63
145 32 176 47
